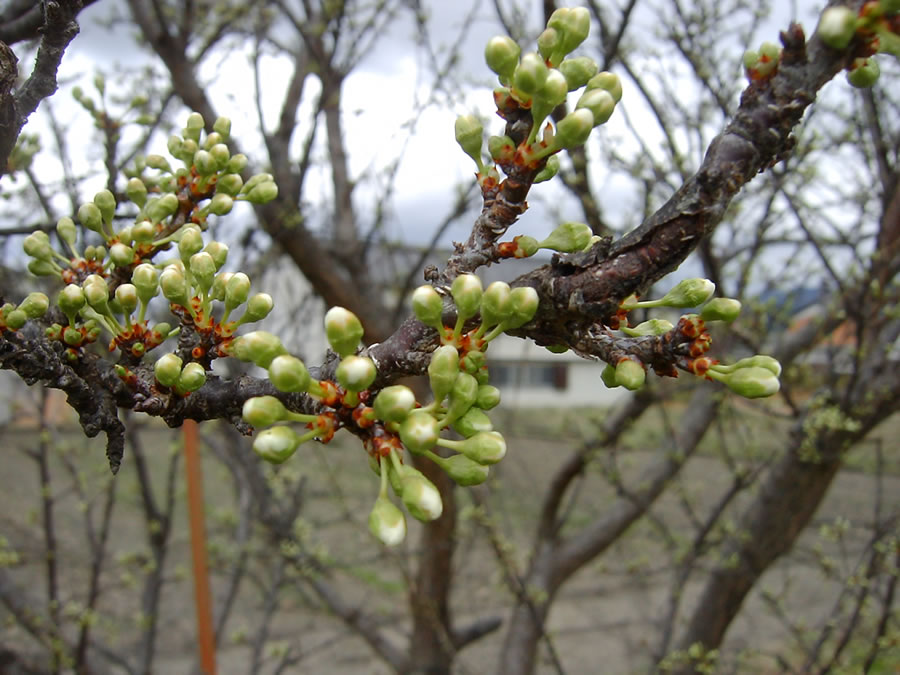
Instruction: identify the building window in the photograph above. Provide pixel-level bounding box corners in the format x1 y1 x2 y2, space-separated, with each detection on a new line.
490 362 568 390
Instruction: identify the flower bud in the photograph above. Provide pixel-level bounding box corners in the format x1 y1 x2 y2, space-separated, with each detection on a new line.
488 134 516 163
126 177 148 208
537 27 560 62
231 331 286 368
817 6 857 49
154 353 183 387
451 274 483 321
538 68 569 107
412 285 444 329
178 139 198 163
4 307 27 329
374 385 417 423
56 217 77 249
146 154 173 172
454 114 484 166
484 35 520 81
131 263 159 304
336 355 377 392
109 242 135 268
399 410 440 454
209 143 230 168
533 155 561 183
324 306 364 357
146 193 180 223
476 384 501 410
216 173 243 196
554 108 594 149
700 297 742 322
479 281 512 329
176 362 207 393
190 252 216 293
252 426 302 464
507 286 539 328
225 153 248 174
160 266 189 305
243 293 274 322
184 112 205 142
622 318 674 337
208 193 234 216
368 495 406 546
18 292 49 319
718 366 780 399
576 88 616 126
224 272 250 311
400 473 443 522
847 57 879 88
459 350 486 375
93 190 116 226
23 231 53 260
558 6 590 55
513 52 549 97
78 203 103 234
213 116 231 139
58 283 85 317
615 358 646 391
456 431 507 465
63 326 82 346
538 222 593 252
83 276 110 311
712 355 782 377
586 71 623 103
244 181 279 204
655 278 716 308
559 56 598 90
452 407 493 438
601 363 620 389
242 395 288 428
132 220 156 243
28 259 59 276
193 149 217 175
432 453 490 486
267 354 311 393
428 345 459 403
445 371 479 423
115 283 138 315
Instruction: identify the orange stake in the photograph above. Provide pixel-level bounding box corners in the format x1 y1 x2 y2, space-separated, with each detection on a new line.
183 419 217 675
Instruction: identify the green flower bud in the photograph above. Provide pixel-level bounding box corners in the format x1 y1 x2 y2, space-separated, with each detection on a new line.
268 354 311 393
242 395 288 428
160 266 189 305
78 203 104 234
459 350 487 376
712 355 782 377
399 410 440 454
167 135 183 157
665 278 716 308
586 71 623 103
216 173 243 196
847 57 880 88
452 430 507 465
18 292 49 319
324 306 364 357
615 358 646 391
252 426 302 464
63 326 83 346
454 114 484 167
400 473 443 522
452 407 493 438
576 88 616 126
244 181 279 204
700 297 742 322
225 153 248 174
149 322 171 343
28 259 59 277
213 116 232 139
538 222 593 252
154 353 183 387
178 139 198 162
537 68 569 110
56 217 77 249
445 371 479 423
231 331 287 368
185 112 205 141
193 149 217 175
336 355 377 392
558 7 590 55
559 56 599 90
537 27 560 62
146 193 180 223
23 231 53 260
484 35 520 81
58 284 85 317
533 155 561 183
374 385 417 423
190 252 216 293
817 6 857 49
178 226 204 261
715 366 780 399
108 242 134 269
243 293 274 322
480 281 512 328
412 285 444 329
433 453 490 486
92 190 116 226
211 272 232 302
369 495 406 546
176 362 206 393
451 274 483 321
488 134 516 163
146 154 173 173
203 132 223 150
476 384 501 410
622 318 674 337
132 220 156 243
513 52 549 97
204 240 229 269
131 263 159 304
428 345 460 403
241 173 274 193
507 286 539 328
224 272 250 311
5 308 27 329
743 49 760 71
601 363 620 389
118 226 135 245
83 276 110 311
115 283 138 315
208 193 234 216
555 108 594 149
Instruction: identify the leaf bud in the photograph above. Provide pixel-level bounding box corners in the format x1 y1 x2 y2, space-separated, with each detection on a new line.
452 407 493 438
369 495 406 546
56 217 77 248
400 473 443 522
554 108 594 149
252 426 302 464
244 181 279 204
154 353 183 388
374 385 417 423
428 345 460 404
324 306 364 357
484 35 520 81
847 57 880 88
576 88 616 126
243 293 274 322
109 242 135 268
242 395 288 428
78 202 104 234
213 116 232 139
231 330 287 368
513 52 549 97
586 71 623 103
224 272 250 311
480 281 512 328
160 266 189 305
399 410 440 454
817 6 857 49
507 286 540 328
412 285 444 329
23 231 53 260
457 431 507 465
216 173 244 196
615 358 646 391
178 226 205 261
559 56 599 90
189 252 216 293
131 263 159 304
451 274 483 321
267 354 311 393
700 297 742 322
18 292 49 319
115 283 138 315
534 155 561 183
193 149 217 175
336 355 377 392
204 240 229 269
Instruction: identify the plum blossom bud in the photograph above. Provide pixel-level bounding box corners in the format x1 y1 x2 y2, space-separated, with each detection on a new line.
373 385 417 423
445 372 479 423
817 7 857 49
226 154 248 174
476 384 501 410
244 181 278 204
399 410 440 454
267 354 311 393
513 52 548 97
242 396 288 428
412 285 444 329
252 426 302 464
5 309 26 330
243 293 274 322
455 431 507 465
78 203 103 234
176 362 206 394
454 115 484 167
18 292 49 319
56 217 77 249
847 57 880 88
160 266 189 306
428 345 459 404
146 193 179 223
154 353 183 388
184 112 205 142
131 263 159 304
336 355 377 392
224 273 250 311
58 284 85 317
601 363 620 389
715 367 780 399
537 27 560 62
700 298 742 323
622 319 674 337
209 143 230 169
480 281 512 329
213 116 232 139
507 286 539 328
615 358 646 391
400 473 443 522
232 331 286 368
432 454 490 486
109 242 135 268
586 71 623 103
576 88 616 126
369 495 406 546
189 252 216 294
93 190 116 226
451 274 483 321
484 35 520 81
452 407 493 438
216 174 243 196
324 306 364 357
538 222 593 253
193 149 217 175
559 56 598 90
132 220 156 242
23 231 52 260
115 284 138 316
126 177 148 208
555 108 594 149
146 154 172 172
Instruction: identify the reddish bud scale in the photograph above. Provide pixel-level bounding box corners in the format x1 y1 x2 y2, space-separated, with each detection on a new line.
318 380 341 407
372 430 403 459
688 357 718 377
192 346 206 359
353 406 377 429
678 315 705 338
61 259 107 286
